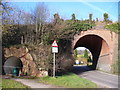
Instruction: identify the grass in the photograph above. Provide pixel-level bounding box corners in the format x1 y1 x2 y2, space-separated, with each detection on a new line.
2 79 30 89
13 76 37 79
0 79 2 89
39 73 97 88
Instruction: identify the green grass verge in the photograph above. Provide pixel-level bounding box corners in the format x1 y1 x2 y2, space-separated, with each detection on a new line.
0 79 2 89
2 79 29 88
39 73 97 88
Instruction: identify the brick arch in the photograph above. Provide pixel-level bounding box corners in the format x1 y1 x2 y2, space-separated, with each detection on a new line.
3 47 39 76
72 30 118 73
4 56 23 76
73 30 112 48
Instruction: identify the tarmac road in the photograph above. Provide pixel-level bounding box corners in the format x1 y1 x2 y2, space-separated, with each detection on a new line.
72 65 119 88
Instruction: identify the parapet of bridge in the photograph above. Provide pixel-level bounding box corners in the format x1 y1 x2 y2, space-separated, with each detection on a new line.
72 29 118 73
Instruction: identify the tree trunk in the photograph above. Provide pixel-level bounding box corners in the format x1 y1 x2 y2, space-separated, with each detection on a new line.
35 20 38 44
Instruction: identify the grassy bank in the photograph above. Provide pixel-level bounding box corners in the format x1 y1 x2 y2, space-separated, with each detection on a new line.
39 73 97 88
2 79 29 88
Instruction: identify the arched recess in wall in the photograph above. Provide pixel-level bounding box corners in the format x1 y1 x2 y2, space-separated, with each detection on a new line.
4 56 23 76
74 34 110 69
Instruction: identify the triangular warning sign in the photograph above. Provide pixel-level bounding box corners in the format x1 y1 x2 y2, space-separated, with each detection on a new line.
52 40 58 47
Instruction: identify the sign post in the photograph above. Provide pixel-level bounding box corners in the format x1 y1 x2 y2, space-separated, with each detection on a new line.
53 52 55 77
52 40 58 77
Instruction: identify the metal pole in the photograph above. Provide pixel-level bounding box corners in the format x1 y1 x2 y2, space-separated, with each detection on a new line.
53 52 55 77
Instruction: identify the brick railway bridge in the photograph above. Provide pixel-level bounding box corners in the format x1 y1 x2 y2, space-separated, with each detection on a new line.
72 29 118 72
2 29 118 76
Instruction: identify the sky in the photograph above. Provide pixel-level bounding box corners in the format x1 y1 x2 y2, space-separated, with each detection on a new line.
76 47 86 51
9 1 119 22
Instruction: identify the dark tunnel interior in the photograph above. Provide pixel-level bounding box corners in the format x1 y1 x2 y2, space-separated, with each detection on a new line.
4 56 23 76
74 35 103 69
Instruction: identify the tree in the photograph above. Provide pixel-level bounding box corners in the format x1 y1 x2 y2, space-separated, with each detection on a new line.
88 56 92 62
19 11 35 44
103 13 109 22
32 2 49 44
84 49 89 59
1 1 22 46
96 18 98 22
83 49 89 65
74 49 78 60
71 13 76 21
89 14 92 23
53 13 61 25
1 1 14 24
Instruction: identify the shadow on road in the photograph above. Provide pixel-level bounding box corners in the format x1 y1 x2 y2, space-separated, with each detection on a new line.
72 65 119 88
72 65 95 75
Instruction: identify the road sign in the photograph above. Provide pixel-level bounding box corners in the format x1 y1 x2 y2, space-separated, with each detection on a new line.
52 47 58 53
52 40 58 47
52 40 58 77
52 40 58 53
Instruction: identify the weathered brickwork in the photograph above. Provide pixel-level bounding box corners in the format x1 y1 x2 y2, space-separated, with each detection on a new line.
72 30 118 73
3 47 48 77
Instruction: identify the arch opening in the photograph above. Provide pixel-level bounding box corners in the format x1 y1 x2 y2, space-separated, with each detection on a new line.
74 47 93 66
4 56 23 76
74 35 110 71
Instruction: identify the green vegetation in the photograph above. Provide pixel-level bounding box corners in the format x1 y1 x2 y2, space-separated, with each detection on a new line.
103 13 112 23
2 2 94 74
84 49 89 59
2 79 29 88
73 49 93 65
71 13 76 20
88 56 92 63
0 79 2 89
2 1 118 76
83 49 89 65
104 23 120 34
103 13 109 22
89 13 93 23
39 73 97 88
69 22 93 31
74 49 78 60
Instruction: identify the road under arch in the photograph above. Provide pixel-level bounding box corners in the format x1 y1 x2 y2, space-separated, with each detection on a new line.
74 34 110 72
